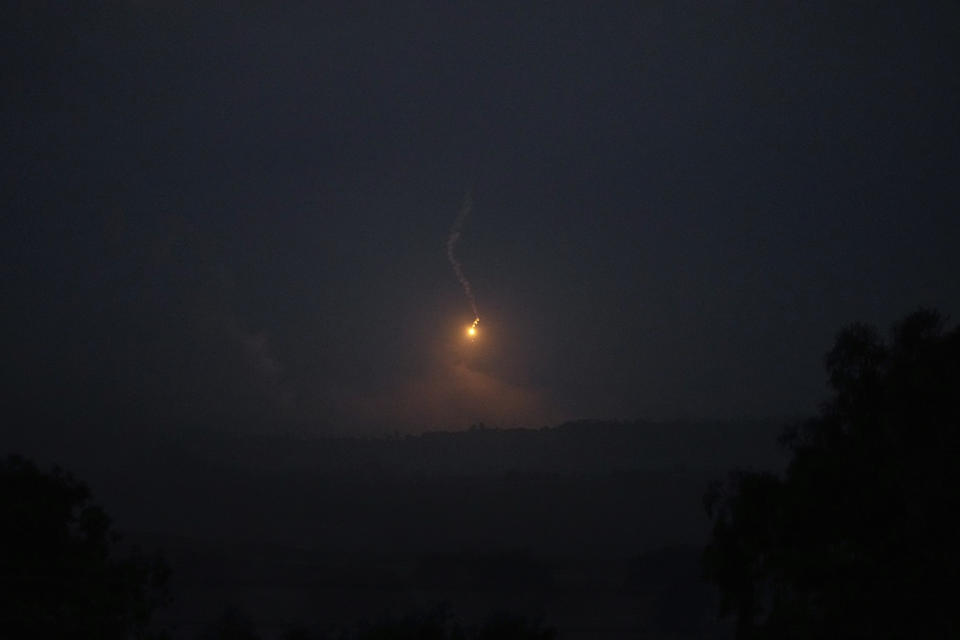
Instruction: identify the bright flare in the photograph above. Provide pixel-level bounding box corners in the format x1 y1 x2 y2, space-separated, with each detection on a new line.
466 317 479 338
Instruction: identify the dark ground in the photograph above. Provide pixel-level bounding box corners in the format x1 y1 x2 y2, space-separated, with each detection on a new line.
25 419 786 638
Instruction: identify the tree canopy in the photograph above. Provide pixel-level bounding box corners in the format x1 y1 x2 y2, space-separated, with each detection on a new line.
703 309 960 638
0 455 169 640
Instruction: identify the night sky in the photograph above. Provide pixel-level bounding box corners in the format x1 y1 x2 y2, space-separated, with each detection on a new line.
5 1 959 438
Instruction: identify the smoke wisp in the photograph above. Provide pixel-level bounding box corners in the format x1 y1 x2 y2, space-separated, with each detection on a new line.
447 192 479 321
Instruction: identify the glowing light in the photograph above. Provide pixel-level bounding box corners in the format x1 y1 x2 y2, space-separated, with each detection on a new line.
466 317 479 338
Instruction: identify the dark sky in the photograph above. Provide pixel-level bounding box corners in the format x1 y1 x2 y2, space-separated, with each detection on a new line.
4 1 959 437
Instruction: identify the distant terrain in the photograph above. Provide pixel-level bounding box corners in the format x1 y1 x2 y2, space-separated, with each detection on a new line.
31 419 788 638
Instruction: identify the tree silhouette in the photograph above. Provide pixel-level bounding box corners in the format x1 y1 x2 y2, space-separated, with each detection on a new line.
703 309 960 638
0 454 170 639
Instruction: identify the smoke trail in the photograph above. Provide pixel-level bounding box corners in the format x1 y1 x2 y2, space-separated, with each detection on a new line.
447 192 479 321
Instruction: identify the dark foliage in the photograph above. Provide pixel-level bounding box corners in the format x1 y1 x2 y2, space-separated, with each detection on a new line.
0 454 170 639
703 309 960 638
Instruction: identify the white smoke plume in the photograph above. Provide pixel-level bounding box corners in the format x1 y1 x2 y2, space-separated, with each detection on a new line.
446 192 479 321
